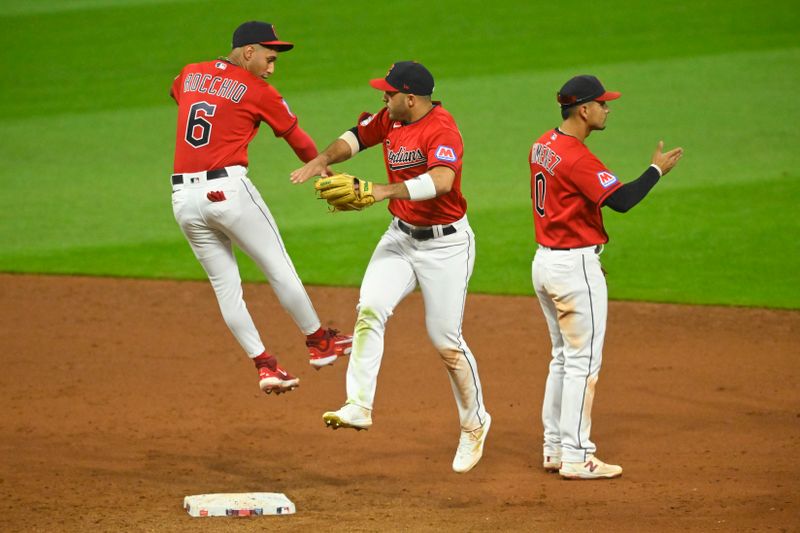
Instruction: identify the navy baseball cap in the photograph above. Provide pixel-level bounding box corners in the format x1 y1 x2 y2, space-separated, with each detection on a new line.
232 21 294 51
370 61 434 96
557 75 621 108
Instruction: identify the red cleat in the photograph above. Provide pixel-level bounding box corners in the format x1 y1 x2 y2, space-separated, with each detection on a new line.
253 352 299 394
307 328 353 368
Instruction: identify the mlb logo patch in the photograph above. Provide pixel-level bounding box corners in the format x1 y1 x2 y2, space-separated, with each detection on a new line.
435 145 457 162
281 98 295 117
597 171 618 188
215 61 227 70
360 114 375 127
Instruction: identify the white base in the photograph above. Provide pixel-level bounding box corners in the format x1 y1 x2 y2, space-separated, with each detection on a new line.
183 492 295 517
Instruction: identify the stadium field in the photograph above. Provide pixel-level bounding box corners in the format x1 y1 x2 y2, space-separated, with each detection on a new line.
2 3 799 532
1 0 797 308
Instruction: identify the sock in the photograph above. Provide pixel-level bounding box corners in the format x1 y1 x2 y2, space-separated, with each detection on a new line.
307 327 326 340
253 352 277 371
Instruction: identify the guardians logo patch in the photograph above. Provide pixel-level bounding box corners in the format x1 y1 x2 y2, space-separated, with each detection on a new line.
387 146 426 170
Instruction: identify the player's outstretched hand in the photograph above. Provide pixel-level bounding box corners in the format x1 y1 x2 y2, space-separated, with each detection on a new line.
290 157 332 184
651 141 684 176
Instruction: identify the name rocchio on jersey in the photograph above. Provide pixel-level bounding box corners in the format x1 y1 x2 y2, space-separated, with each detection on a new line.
181 71 248 103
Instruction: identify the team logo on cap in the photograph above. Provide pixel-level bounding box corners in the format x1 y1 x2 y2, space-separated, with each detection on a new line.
435 145 457 162
597 171 618 188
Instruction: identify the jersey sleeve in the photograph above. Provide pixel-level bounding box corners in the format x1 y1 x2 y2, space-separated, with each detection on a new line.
424 124 463 172
255 84 299 137
568 154 623 205
354 108 391 148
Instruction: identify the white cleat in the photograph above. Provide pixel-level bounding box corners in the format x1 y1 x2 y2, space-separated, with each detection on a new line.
322 403 372 431
543 454 562 473
452 413 492 473
559 455 622 480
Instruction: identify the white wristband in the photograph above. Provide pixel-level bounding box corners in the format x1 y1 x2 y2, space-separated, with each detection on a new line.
404 172 437 201
338 130 360 157
650 163 663 177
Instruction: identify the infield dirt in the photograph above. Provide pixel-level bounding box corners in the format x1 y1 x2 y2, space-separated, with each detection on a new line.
1 274 798 532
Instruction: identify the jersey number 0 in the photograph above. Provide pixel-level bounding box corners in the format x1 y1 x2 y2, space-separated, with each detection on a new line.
533 172 546 217
185 101 217 148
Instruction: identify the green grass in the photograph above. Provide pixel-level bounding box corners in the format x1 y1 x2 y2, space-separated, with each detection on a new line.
1 0 798 308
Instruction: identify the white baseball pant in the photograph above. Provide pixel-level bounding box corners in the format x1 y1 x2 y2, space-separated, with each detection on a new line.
532 245 607 463
171 165 321 357
346 216 488 431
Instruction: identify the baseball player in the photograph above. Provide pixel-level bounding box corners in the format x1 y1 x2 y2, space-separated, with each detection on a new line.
290 62 491 473
169 21 352 395
529 75 683 479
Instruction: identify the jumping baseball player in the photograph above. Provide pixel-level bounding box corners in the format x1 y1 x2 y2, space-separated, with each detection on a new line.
169 21 352 395
529 75 683 479
290 61 491 473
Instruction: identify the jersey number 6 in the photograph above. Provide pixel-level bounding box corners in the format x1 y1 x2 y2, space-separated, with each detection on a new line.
185 101 217 148
533 172 546 217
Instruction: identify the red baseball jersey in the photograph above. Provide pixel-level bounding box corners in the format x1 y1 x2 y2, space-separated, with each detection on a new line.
355 105 467 226
530 129 622 248
170 60 298 173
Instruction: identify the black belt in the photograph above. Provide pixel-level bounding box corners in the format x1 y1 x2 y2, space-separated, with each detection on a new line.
397 219 456 240
171 168 228 186
548 245 602 253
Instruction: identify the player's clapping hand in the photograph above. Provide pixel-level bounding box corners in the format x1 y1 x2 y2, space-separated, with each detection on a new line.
651 141 684 176
290 158 333 184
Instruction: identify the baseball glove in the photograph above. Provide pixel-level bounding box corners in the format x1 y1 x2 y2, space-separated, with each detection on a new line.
314 173 376 212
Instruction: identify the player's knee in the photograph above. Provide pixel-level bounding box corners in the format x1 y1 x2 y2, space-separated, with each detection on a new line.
436 347 463 371
425 319 459 346
356 300 393 321
354 305 389 333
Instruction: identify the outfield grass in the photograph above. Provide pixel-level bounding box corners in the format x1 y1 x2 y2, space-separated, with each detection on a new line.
0 0 798 308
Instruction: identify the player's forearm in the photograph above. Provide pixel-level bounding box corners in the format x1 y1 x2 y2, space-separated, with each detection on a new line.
603 165 661 213
374 167 454 202
316 138 354 166
373 182 411 202
283 125 318 163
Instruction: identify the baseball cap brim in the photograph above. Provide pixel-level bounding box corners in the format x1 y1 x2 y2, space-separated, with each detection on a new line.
369 78 399 92
595 91 621 101
259 40 294 51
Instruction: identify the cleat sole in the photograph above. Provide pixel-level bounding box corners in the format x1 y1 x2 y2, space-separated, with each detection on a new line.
260 382 299 395
322 414 368 431
560 472 622 480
